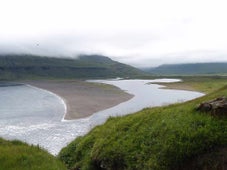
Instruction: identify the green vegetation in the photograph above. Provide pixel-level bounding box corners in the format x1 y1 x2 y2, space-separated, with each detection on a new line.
179 76 227 93
144 63 227 75
0 138 67 170
0 54 146 80
155 76 227 93
59 83 227 170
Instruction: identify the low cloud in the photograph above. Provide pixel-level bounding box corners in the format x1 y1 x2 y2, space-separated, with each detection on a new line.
1 0 227 67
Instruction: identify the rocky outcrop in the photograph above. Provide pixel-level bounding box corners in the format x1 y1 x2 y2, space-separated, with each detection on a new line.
196 97 227 117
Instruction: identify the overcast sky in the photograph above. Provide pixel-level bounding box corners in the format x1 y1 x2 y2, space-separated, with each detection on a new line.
0 0 227 67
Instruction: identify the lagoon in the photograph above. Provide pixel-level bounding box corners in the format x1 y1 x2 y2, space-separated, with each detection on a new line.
0 79 203 155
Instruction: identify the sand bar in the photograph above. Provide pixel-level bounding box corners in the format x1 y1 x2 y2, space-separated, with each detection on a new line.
154 82 197 92
21 80 133 120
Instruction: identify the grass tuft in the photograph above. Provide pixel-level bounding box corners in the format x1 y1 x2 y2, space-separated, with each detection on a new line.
0 138 67 170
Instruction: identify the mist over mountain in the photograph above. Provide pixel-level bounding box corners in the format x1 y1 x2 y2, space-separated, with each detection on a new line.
0 54 147 80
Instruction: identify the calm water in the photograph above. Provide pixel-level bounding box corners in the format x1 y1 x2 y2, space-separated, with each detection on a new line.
0 79 203 155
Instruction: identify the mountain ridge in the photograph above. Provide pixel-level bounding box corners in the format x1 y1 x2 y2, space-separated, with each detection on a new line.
143 62 227 75
0 54 147 80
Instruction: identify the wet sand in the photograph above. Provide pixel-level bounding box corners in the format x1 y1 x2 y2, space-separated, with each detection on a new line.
22 80 133 120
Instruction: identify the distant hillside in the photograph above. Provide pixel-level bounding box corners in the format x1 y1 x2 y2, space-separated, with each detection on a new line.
144 63 227 75
0 54 146 80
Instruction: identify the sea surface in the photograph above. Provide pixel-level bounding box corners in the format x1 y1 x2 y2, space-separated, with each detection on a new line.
0 79 204 155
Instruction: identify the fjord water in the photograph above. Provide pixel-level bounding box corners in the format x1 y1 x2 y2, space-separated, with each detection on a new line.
0 79 203 155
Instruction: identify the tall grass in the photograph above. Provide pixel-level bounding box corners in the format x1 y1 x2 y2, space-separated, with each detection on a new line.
59 86 227 170
0 138 66 170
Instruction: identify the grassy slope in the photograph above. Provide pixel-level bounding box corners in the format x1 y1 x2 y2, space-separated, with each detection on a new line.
0 138 67 170
58 78 227 170
156 76 227 93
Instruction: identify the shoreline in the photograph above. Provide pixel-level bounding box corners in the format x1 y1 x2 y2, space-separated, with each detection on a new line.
153 82 200 92
26 84 68 121
21 80 133 120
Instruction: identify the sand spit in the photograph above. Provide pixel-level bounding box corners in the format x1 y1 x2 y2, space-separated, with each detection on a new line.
22 80 133 120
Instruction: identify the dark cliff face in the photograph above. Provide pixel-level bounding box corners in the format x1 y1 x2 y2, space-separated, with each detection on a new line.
0 54 147 80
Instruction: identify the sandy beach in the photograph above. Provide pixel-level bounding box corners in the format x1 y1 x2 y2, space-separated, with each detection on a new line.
22 80 133 120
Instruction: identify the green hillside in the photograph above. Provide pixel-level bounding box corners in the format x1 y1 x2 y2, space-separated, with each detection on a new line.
144 63 227 75
0 54 146 80
59 84 227 170
0 138 66 170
